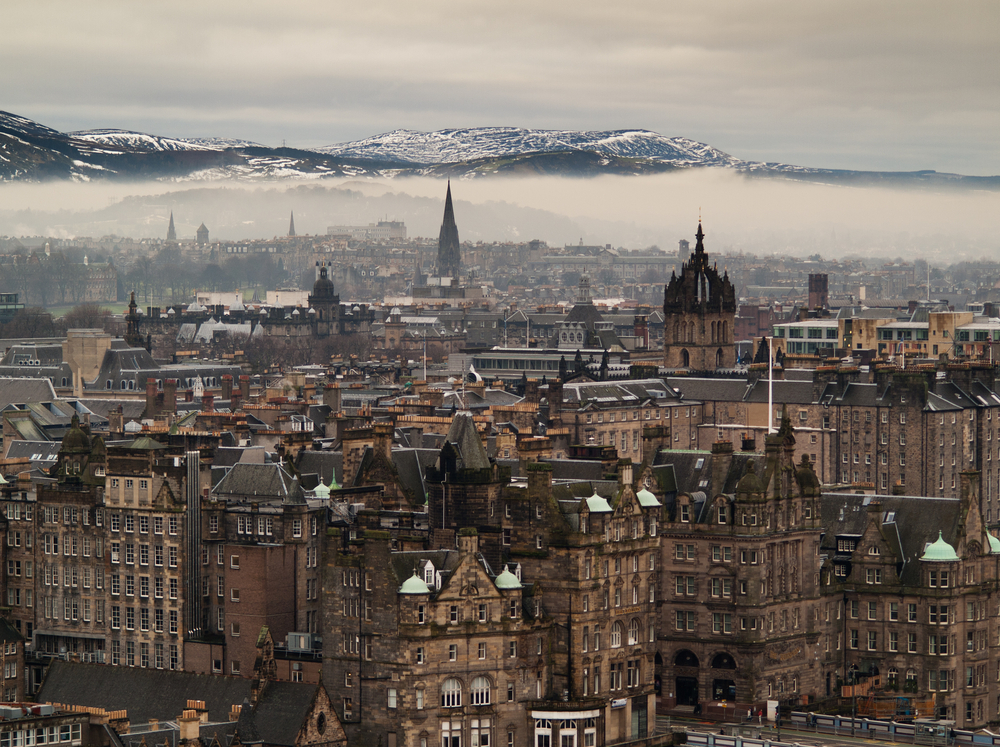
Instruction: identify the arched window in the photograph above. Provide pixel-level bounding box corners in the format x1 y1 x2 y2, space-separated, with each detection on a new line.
632 585 639 604
628 619 640 646
441 678 462 707
470 676 491 705
611 622 623 648
681 349 690 367
716 348 724 368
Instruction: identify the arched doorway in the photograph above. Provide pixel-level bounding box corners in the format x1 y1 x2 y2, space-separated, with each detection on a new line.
681 349 690 367
711 652 737 701
674 650 700 707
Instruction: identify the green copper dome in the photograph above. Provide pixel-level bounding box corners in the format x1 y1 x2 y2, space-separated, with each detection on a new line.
921 531 959 562
399 570 431 595
495 565 522 590
988 533 1000 555
636 487 660 507
314 479 330 500
584 492 612 513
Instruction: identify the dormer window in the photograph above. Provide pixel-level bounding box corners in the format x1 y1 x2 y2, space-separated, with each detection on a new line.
680 505 690 523
717 505 727 524
868 546 880 556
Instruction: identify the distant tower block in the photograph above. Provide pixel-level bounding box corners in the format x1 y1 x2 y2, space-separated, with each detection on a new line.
808 273 829 310
663 222 737 370
436 181 461 279
196 223 209 245
166 211 177 242
677 238 689 260
289 211 296 237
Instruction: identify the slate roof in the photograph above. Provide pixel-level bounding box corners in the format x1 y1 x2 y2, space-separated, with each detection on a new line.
0 617 22 643
561 378 681 409
4 439 61 466
667 377 750 403
78 398 147 422
393 448 439 503
651 449 767 504
0 377 57 410
819 492 964 586
37 661 251 724
253 682 323 747
744 378 816 405
443 412 491 470
296 450 343 487
212 463 297 501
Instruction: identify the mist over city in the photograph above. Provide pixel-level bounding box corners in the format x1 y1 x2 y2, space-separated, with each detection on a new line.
2 1 1000 744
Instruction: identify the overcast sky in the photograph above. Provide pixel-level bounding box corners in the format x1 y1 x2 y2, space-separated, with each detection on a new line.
4 1 998 175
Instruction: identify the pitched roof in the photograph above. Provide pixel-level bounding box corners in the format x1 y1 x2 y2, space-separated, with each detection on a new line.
212 463 297 501
37 661 251 724
443 412 490 470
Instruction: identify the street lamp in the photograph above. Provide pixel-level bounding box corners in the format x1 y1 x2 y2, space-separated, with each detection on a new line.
849 664 859 737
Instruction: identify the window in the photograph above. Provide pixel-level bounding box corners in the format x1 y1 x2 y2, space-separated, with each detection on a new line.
387 688 397 709
231 555 240 569
442 678 462 707
471 676 491 705
611 622 622 648
449 644 457 661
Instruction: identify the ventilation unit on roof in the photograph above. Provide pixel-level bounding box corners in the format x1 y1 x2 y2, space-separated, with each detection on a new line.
287 633 313 652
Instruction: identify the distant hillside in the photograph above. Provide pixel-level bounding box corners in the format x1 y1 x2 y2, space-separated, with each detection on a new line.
2 110 997 189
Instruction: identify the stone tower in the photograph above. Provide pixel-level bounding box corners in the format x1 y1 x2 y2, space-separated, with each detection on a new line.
436 181 461 279
124 291 143 349
196 223 209 245
166 211 177 242
663 222 737 369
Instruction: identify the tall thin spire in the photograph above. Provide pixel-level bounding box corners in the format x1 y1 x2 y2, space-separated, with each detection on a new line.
436 181 461 278
288 210 296 237
166 211 176 242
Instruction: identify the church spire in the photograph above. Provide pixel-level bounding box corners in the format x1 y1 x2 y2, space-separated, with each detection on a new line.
288 210 296 237
436 181 461 278
695 220 705 253
166 211 177 242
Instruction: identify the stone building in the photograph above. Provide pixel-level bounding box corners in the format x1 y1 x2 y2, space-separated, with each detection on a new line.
663 223 737 370
194 463 328 677
656 416 824 712
818 476 1000 727
322 530 548 747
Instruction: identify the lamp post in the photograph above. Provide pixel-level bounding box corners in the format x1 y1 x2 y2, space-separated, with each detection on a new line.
849 664 859 738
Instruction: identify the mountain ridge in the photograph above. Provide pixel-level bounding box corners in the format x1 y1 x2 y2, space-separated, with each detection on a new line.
1 110 997 189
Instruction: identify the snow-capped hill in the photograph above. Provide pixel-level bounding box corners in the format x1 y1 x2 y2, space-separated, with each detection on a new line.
0 110 65 140
69 129 263 152
317 127 743 167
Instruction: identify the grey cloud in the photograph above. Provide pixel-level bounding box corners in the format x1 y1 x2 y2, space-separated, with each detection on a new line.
3 0 998 173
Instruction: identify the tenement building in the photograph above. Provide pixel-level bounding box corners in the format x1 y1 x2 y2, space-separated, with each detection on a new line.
819 476 1000 727
655 416 824 711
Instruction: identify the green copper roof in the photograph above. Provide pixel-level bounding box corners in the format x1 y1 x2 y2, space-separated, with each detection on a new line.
584 492 612 513
988 533 1000 555
399 570 431 594
495 566 522 590
921 531 959 562
636 487 660 507
314 479 330 499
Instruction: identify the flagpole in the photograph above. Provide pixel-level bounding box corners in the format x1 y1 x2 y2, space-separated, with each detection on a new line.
768 336 774 435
